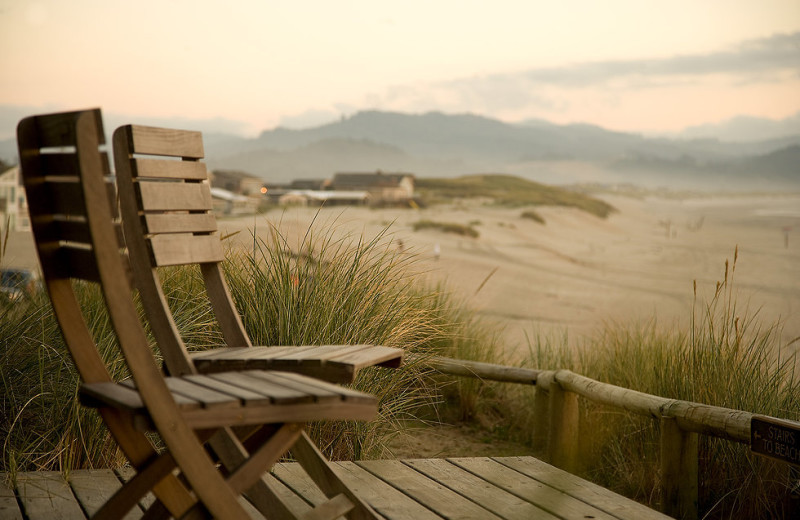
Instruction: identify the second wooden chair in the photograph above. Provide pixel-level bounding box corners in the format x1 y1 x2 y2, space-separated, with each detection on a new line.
112 124 403 385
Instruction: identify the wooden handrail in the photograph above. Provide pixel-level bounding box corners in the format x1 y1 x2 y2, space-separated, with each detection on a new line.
420 354 798 520
421 355 757 443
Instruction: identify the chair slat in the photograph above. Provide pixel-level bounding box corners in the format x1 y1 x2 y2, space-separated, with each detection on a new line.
38 152 110 176
206 372 315 404
329 345 404 368
80 382 144 411
143 213 217 234
243 371 341 403
48 246 100 282
133 159 207 180
129 126 203 158
36 179 118 218
274 345 368 362
183 374 271 405
119 379 201 408
35 220 124 247
163 378 238 410
137 182 212 212
266 372 376 404
149 234 224 266
32 109 104 147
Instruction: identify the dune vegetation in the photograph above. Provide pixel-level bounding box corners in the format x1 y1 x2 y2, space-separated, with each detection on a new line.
1 218 796 519
416 174 616 218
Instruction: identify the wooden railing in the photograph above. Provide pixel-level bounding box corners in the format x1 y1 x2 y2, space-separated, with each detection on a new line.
421 355 799 520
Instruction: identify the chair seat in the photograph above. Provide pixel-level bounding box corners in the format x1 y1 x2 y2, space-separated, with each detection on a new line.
80 370 378 430
190 345 404 384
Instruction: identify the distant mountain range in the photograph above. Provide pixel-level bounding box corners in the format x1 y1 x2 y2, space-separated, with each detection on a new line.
2 110 798 190
201 111 799 190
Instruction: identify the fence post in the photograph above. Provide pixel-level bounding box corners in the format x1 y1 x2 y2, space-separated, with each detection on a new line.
548 374 579 472
660 416 698 520
532 371 553 455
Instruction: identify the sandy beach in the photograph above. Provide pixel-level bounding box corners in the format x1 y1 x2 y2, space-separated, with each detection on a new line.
5 193 799 361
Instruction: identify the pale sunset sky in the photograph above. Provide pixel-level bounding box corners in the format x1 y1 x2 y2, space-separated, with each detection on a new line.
1 0 799 138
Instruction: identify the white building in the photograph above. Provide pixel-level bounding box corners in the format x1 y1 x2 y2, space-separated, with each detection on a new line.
0 167 30 232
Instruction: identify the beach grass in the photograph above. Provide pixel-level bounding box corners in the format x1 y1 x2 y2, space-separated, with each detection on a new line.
510 251 798 519
416 174 615 218
0 218 483 473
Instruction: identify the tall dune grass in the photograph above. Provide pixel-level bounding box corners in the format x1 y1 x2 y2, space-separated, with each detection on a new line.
0 219 481 473
517 251 799 519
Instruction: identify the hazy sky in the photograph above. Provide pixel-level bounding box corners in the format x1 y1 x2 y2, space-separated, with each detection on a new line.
1 1 799 137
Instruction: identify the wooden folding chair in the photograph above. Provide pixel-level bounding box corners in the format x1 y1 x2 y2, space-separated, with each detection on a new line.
19 109 380 519
112 123 403 384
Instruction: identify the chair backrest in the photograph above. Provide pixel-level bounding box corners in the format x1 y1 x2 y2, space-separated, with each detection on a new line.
113 124 252 376
18 109 183 416
17 109 127 385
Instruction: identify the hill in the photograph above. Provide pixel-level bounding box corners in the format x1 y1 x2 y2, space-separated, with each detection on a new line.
203 111 799 190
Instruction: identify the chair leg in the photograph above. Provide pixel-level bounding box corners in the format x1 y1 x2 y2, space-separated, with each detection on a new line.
93 451 179 520
291 432 378 520
101 408 196 518
209 427 303 520
227 424 303 493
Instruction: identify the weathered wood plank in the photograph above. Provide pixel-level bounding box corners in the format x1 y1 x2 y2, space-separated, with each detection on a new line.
357 459 501 519
117 379 200 409
149 233 224 266
133 158 207 180
163 377 239 409
208 371 316 404
264 372 375 404
334 462 438 520
137 182 212 212
451 457 618 520
38 152 111 177
16 472 85 520
493 456 672 520
32 109 103 147
69 469 142 519
0 474 23 520
328 346 403 368
274 345 368 361
183 374 270 404
404 459 558 519
142 213 217 234
128 126 204 158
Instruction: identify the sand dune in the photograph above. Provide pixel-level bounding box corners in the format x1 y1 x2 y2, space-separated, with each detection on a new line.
5 193 798 361
218 193 800 361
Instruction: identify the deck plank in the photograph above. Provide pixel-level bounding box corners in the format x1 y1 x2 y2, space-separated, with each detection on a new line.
3 458 670 520
15 472 84 520
449 457 619 520
358 459 502 519
404 459 559 520
0 474 23 520
68 469 142 520
334 462 439 520
269 463 334 515
493 456 672 520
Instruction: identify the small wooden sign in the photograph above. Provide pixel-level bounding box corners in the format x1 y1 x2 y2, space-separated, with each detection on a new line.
751 415 800 466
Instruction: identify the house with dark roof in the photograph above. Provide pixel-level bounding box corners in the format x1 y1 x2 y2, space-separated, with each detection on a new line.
329 171 414 204
211 169 265 196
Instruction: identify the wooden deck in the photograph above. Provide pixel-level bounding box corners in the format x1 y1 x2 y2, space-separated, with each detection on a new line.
1 456 671 519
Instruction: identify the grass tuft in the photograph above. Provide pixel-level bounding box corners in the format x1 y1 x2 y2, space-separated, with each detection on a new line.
412 220 479 237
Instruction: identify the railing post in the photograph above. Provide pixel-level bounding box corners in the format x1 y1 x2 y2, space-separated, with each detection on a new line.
660 416 698 520
532 371 553 455
548 373 579 472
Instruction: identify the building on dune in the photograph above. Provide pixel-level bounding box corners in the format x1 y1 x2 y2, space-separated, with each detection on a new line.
329 171 414 205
